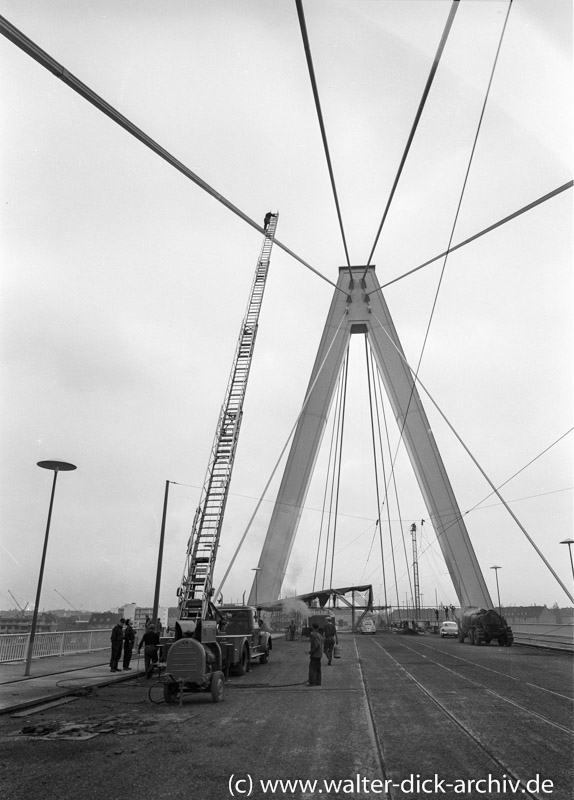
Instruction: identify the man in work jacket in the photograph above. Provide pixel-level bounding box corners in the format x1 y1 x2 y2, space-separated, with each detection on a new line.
323 616 338 666
138 623 160 679
308 623 323 686
110 618 125 672
123 619 135 670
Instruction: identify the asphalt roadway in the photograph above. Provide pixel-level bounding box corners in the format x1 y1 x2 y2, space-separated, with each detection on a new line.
0 631 572 800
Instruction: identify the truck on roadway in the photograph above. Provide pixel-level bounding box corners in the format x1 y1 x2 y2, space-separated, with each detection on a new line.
217 604 272 673
457 607 513 647
163 604 272 703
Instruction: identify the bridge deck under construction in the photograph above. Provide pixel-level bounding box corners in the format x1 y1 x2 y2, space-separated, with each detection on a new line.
1 630 571 799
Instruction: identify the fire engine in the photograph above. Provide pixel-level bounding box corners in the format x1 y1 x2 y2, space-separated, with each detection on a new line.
162 214 278 704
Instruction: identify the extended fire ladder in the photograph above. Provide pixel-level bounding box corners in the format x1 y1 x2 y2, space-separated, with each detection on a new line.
177 213 278 622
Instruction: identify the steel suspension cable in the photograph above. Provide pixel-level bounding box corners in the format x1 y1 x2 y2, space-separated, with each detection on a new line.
327 351 350 589
0 14 347 298
364 0 461 274
367 181 572 533
363 4 516 568
381 181 573 290
417 521 453 602
296 0 352 275
313 361 346 591
215 310 349 599
370 346 412 610
321 369 344 590
387 0 514 492
364 336 388 611
371 344 414 605
413 0 513 379
321 358 343 589
417 427 574 561
360 347 409 614
464 427 574 516
369 308 574 605
362 521 380 578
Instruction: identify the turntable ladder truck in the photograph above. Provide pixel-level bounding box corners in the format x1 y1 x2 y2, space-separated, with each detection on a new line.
176 213 278 627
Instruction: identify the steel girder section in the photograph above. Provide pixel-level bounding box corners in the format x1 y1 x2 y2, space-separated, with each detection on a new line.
250 266 491 609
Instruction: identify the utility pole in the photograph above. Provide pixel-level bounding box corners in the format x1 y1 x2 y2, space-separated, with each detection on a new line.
490 565 502 615
410 523 420 622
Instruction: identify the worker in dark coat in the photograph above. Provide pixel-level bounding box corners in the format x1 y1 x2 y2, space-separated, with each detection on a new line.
138 623 160 678
323 616 338 665
307 623 323 686
264 211 273 230
123 619 135 670
109 618 125 672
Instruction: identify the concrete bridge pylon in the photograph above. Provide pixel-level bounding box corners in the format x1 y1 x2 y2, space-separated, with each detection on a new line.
249 266 492 611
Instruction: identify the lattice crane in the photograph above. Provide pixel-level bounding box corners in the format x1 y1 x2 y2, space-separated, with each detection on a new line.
54 589 80 613
8 590 29 616
177 213 278 623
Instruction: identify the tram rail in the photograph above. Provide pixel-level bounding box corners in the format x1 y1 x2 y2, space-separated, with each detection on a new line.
355 632 572 799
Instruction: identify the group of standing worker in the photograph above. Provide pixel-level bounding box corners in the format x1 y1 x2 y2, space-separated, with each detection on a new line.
109 617 161 678
308 616 338 686
109 618 133 672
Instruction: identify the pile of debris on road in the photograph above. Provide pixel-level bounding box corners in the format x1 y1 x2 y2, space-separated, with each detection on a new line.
19 714 154 740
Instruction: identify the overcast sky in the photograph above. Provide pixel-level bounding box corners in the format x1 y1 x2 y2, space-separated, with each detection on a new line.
0 0 572 615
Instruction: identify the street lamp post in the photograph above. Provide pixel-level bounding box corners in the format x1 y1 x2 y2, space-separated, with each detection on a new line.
490 565 502 616
560 539 574 582
25 460 77 676
252 567 262 607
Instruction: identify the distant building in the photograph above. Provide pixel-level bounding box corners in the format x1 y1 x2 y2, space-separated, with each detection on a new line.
501 606 574 625
88 611 120 630
501 606 546 623
0 609 33 620
0 615 55 635
49 610 91 630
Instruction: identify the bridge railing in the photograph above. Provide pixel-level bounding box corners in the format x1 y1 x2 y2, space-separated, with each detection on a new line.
0 629 113 663
511 622 574 652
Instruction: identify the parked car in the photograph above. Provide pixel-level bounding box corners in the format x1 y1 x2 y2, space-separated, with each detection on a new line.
440 621 458 638
360 618 376 635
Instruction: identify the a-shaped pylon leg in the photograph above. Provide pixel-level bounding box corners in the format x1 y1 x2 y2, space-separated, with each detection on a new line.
249 266 492 610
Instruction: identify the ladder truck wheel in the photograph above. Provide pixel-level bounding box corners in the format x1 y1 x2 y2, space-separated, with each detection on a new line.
210 671 225 703
260 646 270 664
235 645 250 676
163 681 178 704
